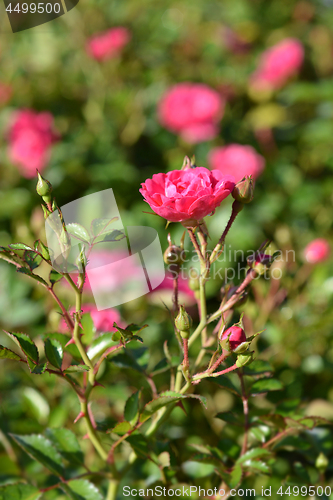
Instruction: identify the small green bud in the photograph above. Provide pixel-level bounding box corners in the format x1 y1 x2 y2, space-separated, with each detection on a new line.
164 246 185 266
39 241 50 260
236 351 255 368
175 305 192 339
232 176 254 204
36 171 53 205
188 272 200 291
315 452 329 473
76 245 87 271
59 228 71 260
41 204 51 220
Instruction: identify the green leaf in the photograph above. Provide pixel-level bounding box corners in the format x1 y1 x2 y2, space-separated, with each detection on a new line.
87 334 118 360
99 230 125 243
124 391 140 424
229 464 242 488
49 270 63 285
140 391 206 424
9 243 33 251
242 459 270 474
0 346 22 361
64 364 90 373
214 374 241 395
4 332 39 364
126 433 150 458
90 217 119 238
45 428 84 466
44 338 63 370
243 360 273 376
0 247 26 268
24 251 43 271
0 483 42 500
16 268 48 287
215 412 244 426
250 378 283 394
10 434 65 477
40 333 81 360
27 360 47 375
66 223 90 243
237 448 271 465
61 479 103 500
110 422 132 435
81 314 95 346
111 348 148 373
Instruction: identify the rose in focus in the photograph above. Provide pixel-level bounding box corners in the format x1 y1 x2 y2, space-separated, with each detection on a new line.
8 109 58 178
140 167 235 223
208 144 265 183
250 38 304 92
86 27 131 61
158 83 225 143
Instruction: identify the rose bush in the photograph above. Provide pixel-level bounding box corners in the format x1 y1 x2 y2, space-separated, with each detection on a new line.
139 166 235 223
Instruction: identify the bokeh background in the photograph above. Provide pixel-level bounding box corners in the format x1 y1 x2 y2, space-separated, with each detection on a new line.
0 0 333 497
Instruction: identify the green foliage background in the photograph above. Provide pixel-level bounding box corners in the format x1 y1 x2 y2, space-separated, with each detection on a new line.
0 0 333 498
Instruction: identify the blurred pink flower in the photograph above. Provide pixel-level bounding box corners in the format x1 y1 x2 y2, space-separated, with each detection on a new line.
8 109 58 178
86 27 131 61
304 239 330 264
208 144 265 183
140 167 235 223
61 304 123 333
158 83 224 143
250 38 304 91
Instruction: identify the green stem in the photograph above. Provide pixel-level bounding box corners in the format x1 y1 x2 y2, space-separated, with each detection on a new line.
107 479 120 500
210 200 243 264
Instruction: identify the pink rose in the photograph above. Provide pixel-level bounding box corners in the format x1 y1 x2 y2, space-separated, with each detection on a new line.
304 239 330 264
158 83 224 143
60 304 123 333
139 167 235 223
208 144 265 183
250 38 304 91
86 27 131 61
8 109 57 178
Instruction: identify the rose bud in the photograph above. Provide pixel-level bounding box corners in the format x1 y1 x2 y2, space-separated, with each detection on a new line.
315 452 329 473
163 245 185 266
232 176 254 204
220 325 246 352
236 351 255 368
36 171 52 205
248 252 274 276
175 305 192 339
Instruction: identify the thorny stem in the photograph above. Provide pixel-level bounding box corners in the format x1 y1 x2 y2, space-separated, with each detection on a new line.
48 287 74 331
210 200 243 264
238 368 249 456
187 229 204 264
192 363 238 382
